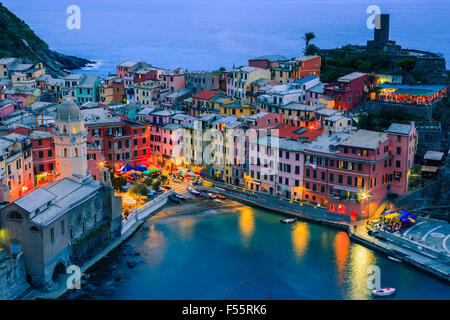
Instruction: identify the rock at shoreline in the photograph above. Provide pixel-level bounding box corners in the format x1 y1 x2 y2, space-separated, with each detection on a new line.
0 3 93 76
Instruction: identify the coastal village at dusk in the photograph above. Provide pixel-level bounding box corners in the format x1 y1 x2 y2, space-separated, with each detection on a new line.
0 2 449 302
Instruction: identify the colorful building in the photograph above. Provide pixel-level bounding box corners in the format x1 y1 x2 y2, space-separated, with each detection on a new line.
324 72 375 111
76 75 100 105
248 55 289 70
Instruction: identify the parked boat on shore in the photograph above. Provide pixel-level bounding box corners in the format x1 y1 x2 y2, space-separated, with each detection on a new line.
187 187 200 196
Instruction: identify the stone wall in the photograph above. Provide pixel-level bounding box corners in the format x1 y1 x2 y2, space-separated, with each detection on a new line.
416 124 443 157
356 100 434 121
0 251 30 300
394 159 450 222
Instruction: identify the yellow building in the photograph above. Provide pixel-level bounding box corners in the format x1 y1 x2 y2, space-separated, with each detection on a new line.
227 67 271 101
219 101 257 117
191 90 232 116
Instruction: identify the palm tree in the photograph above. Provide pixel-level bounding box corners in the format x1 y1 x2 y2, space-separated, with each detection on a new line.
303 32 316 47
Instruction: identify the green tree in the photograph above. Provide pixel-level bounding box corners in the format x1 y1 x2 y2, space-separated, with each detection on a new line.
304 44 320 56
129 184 148 197
111 173 127 192
143 177 153 186
397 57 416 73
152 180 161 191
303 32 316 47
159 175 169 186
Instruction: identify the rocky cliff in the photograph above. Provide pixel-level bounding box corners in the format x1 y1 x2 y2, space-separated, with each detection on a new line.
0 3 93 76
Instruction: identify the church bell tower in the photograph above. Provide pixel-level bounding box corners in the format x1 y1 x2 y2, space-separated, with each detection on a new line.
53 100 88 181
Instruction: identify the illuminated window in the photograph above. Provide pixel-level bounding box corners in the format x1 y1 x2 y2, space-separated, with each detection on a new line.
75 148 78 157
64 148 68 157
338 204 346 214
73 125 77 134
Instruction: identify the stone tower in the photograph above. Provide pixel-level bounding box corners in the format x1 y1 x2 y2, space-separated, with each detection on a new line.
53 100 88 181
374 14 390 45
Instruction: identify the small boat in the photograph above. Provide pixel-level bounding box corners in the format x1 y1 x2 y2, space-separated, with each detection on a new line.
215 194 226 200
168 195 181 204
207 192 217 199
388 256 402 263
187 187 200 195
199 192 210 199
173 192 185 200
280 218 297 224
371 287 396 297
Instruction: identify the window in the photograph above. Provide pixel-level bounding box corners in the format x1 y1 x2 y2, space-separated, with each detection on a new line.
338 175 343 184
64 148 68 157
61 221 65 236
396 160 401 168
75 148 79 157
39 151 44 158
396 147 401 155
347 176 352 185
8 211 23 221
50 228 55 243
329 173 334 182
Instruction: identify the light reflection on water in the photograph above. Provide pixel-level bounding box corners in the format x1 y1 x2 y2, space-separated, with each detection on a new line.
334 231 350 286
238 206 255 246
291 222 310 260
142 225 167 267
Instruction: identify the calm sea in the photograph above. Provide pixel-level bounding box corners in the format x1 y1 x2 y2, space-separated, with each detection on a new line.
3 0 449 76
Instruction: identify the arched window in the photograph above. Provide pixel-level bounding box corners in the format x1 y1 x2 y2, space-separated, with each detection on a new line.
73 125 77 134
8 211 23 221
64 148 68 157
30 226 39 233
63 125 67 133
75 148 78 157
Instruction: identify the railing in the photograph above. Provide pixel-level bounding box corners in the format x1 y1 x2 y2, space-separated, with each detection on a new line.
121 190 173 235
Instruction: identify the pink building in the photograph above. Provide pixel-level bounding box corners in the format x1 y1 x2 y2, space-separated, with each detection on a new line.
302 124 416 220
324 72 376 111
161 69 185 93
117 61 150 88
249 55 289 69
134 67 164 84
0 100 15 120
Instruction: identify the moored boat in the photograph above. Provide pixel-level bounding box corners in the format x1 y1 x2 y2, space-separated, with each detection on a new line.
187 187 200 195
371 287 396 297
280 218 297 224
388 256 402 263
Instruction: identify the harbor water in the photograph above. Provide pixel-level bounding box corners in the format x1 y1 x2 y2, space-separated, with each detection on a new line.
64 203 450 300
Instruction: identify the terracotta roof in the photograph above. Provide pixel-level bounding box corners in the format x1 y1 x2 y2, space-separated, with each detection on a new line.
192 90 218 101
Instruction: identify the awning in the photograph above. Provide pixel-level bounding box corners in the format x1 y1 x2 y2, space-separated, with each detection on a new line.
421 165 438 173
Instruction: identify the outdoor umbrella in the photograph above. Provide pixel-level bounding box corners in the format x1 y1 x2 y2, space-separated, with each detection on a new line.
122 164 133 172
134 164 148 172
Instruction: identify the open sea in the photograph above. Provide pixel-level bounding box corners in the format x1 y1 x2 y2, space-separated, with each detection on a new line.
3 0 450 76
